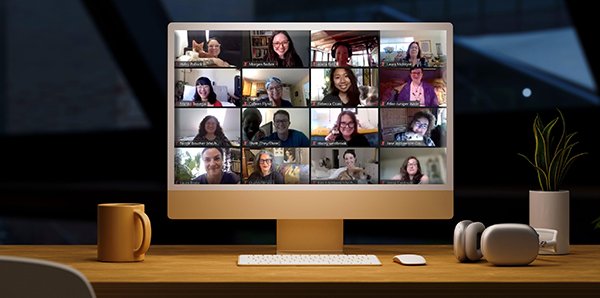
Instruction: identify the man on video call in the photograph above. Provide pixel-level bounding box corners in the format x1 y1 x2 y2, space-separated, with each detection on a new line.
261 110 309 146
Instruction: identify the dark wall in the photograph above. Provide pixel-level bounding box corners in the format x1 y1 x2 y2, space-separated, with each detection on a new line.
1 0 599 245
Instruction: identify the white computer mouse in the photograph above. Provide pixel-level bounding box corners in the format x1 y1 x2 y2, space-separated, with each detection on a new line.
393 254 426 265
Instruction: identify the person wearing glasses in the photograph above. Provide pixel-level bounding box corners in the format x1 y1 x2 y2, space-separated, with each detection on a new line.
386 65 438 107
321 67 361 107
192 147 240 184
193 77 223 107
391 156 429 184
256 77 293 107
324 110 370 146
265 31 304 67
394 110 436 147
261 110 309 146
247 150 285 184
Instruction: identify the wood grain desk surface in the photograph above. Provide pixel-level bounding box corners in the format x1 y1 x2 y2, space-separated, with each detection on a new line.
1 245 599 297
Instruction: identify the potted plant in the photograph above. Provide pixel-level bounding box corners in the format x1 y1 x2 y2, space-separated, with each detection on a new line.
518 109 587 254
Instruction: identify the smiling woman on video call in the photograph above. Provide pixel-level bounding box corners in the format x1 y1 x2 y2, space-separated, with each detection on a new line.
325 110 369 146
192 147 239 184
265 31 304 67
193 77 223 107
191 37 232 67
403 41 428 67
247 150 284 184
331 41 352 67
192 115 231 146
321 67 361 107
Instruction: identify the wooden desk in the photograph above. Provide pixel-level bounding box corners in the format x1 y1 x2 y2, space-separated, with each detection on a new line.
1 245 599 297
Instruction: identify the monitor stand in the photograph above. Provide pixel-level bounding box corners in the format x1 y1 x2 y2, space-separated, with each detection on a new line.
276 219 343 254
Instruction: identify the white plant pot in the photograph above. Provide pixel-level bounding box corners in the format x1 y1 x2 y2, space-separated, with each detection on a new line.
529 190 569 255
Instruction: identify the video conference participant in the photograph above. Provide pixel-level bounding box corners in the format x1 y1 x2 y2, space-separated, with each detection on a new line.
261 110 309 146
186 30 242 67
331 41 352 67
186 38 232 67
391 156 429 184
394 110 436 147
324 110 370 146
193 77 223 107
246 150 285 184
192 147 240 184
342 149 357 170
386 66 438 107
192 115 232 146
402 41 428 68
284 148 296 163
242 107 267 143
265 31 304 67
255 77 293 107
335 150 370 183
320 67 361 107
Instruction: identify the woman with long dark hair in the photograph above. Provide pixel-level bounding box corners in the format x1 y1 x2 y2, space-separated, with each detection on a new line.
192 115 231 146
321 67 361 107
403 41 428 67
265 31 303 67
392 156 429 184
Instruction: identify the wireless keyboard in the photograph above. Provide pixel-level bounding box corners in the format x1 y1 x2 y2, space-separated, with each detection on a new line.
237 254 382 266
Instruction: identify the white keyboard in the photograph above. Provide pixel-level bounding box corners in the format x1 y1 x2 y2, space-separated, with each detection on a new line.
238 254 382 266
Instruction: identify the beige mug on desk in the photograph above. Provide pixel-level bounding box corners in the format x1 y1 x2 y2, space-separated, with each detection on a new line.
97 203 151 262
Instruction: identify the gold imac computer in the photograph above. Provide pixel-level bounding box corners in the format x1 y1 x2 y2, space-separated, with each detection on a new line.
168 23 453 262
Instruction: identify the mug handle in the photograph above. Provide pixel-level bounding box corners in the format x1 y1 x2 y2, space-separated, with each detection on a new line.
133 210 152 256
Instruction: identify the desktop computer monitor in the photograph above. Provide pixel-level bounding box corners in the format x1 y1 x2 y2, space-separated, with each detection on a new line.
168 23 453 253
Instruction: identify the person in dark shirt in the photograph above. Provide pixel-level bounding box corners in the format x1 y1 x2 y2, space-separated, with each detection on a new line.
247 150 284 184
320 67 360 107
391 156 429 184
402 41 428 68
265 31 304 67
261 110 309 147
325 110 370 146
192 147 239 184
331 41 352 67
255 77 293 107
242 107 267 142
192 115 232 146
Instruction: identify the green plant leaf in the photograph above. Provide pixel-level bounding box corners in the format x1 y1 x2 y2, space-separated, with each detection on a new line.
593 217 600 230
518 109 587 191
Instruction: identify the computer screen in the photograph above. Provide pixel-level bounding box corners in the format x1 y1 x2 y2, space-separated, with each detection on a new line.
168 23 453 253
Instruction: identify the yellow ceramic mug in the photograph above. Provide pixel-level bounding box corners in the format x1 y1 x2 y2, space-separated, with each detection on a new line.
97 203 151 262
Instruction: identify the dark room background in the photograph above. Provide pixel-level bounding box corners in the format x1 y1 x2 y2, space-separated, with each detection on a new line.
1 0 599 245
